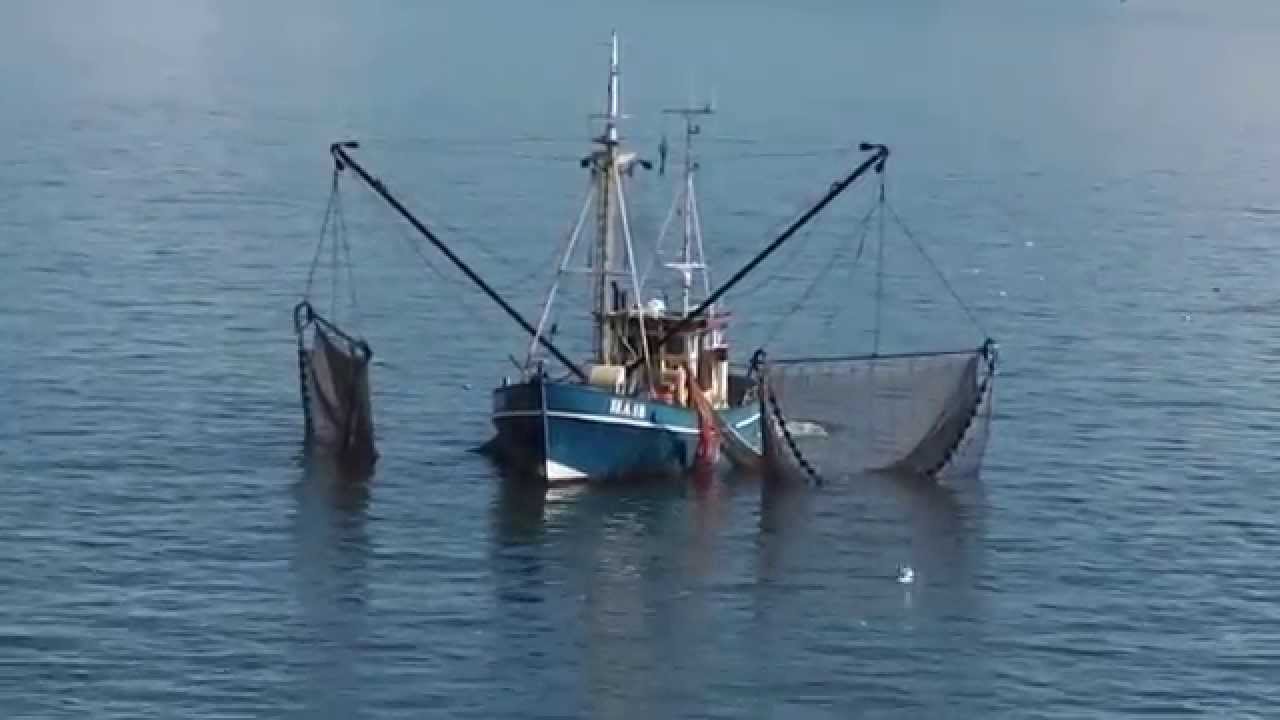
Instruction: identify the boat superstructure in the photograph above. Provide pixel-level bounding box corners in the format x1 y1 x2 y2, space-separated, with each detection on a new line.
491 32 758 482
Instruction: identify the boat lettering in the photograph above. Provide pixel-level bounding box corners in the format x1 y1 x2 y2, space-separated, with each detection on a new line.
609 399 647 419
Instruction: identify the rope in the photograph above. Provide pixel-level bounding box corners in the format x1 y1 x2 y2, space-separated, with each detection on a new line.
386 206 498 334
818 204 875 338
304 171 341 299
873 178 886 356
507 240 569 295
883 198 989 338
707 176 865 304
399 189 579 303
611 164 654 385
728 220 819 301
758 194 878 347
527 182 595 368
303 170 364 332
296 170 377 458
769 346 985 365
330 200 340 320
637 185 681 290
369 167 587 339
336 184 361 328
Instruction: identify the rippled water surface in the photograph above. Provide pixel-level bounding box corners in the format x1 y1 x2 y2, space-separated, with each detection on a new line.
4 1 1280 717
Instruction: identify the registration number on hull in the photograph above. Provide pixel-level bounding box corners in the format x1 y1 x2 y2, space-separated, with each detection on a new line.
609 398 648 419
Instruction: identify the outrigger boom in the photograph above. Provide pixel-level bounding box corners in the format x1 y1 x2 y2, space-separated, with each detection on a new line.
630 142 889 373
328 141 589 382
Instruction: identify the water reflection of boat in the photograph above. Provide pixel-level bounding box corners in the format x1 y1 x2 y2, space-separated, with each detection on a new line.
486 473 746 715
290 453 373 718
756 472 817 580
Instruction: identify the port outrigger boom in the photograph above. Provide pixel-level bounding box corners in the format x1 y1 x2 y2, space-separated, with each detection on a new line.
328 141 588 382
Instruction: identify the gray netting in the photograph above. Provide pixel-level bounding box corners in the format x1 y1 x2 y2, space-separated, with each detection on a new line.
296 302 376 461
758 346 995 483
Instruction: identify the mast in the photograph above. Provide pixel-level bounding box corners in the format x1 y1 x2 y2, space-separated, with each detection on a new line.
528 31 652 379
661 102 714 315
591 31 622 364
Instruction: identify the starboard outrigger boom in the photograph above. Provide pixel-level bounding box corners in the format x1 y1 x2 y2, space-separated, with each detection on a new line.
628 142 889 373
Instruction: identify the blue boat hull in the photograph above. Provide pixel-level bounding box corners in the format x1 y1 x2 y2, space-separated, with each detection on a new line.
490 378 761 483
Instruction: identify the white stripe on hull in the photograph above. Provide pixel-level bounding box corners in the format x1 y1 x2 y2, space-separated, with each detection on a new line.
493 409 760 435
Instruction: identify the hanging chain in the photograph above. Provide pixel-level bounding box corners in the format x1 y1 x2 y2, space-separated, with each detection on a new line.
765 375 823 486
296 313 314 440
926 343 998 478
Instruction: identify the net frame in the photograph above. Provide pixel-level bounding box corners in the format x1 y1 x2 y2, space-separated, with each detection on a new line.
754 342 996 484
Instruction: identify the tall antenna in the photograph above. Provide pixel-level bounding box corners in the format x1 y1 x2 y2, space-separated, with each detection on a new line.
605 30 620 144
588 31 624 147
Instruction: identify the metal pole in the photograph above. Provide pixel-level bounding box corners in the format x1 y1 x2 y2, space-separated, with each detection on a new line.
329 141 588 382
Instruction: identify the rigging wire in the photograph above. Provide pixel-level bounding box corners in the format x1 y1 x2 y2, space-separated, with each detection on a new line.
728 224 815 302
526 183 596 367
337 185 361 328
340 147 621 365
344 137 864 174
819 180 881 339
739 170 990 356
883 197 989 338
637 187 681 290
354 165 541 298
873 176 886 355
354 134 854 151
337 171 504 335
303 170 362 330
757 195 879 348
331 155 562 335
350 145 624 310
351 143 667 305
724 176 878 309
718 205 823 301
304 170 341 299
343 138 849 311
330 202 340 320
504 236 572 296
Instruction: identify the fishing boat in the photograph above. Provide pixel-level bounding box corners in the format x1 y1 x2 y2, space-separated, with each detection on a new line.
489 34 761 483
323 31 914 485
